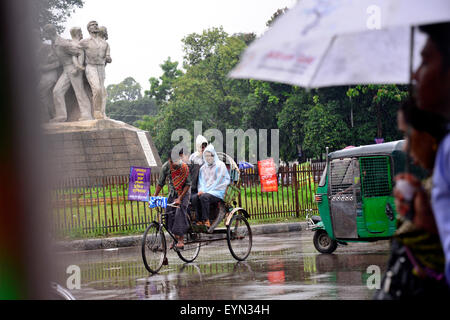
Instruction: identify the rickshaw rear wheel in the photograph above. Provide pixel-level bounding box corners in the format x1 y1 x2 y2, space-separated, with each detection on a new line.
313 229 337 254
227 214 252 261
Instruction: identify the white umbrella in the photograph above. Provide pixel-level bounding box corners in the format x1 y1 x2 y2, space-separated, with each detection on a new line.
229 0 450 88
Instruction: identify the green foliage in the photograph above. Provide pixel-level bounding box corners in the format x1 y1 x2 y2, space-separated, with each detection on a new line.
277 88 312 161
32 0 84 33
133 9 409 162
105 77 158 126
303 98 350 158
266 7 288 27
181 26 228 67
145 57 183 105
232 32 257 46
107 77 142 103
346 84 407 141
138 28 252 157
107 97 158 126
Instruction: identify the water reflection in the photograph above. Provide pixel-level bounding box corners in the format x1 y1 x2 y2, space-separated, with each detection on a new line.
54 234 389 300
267 259 286 285
134 261 257 300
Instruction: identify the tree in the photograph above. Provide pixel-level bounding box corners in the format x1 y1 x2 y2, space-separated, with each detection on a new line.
303 97 350 158
107 97 158 126
32 0 84 32
181 26 228 67
277 88 312 161
346 84 407 142
145 57 183 106
172 32 251 132
266 7 288 27
106 77 142 103
106 77 158 125
136 20 406 164
138 29 251 157
232 32 256 46
244 80 293 130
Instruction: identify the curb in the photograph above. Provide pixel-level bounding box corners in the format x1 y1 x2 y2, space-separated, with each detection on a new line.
54 221 308 252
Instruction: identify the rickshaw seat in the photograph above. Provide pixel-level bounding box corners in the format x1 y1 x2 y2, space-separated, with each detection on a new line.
311 215 322 224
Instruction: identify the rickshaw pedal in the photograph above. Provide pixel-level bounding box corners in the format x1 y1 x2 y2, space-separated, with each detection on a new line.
192 225 208 233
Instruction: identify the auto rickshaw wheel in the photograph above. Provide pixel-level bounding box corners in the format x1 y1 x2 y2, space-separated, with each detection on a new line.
313 229 337 254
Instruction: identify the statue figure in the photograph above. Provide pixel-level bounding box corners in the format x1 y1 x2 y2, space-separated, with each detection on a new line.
35 29 61 121
79 21 112 119
43 24 93 122
98 26 110 118
98 26 109 41
69 27 87 74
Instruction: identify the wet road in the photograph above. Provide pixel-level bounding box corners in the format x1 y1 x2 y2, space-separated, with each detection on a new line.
54 232 390 300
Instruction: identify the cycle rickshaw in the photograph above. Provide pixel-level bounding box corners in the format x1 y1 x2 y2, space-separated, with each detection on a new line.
141 152 252 274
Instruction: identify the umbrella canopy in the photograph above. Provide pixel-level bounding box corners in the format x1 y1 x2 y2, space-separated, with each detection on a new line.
229 0 450 88
238 161 255 170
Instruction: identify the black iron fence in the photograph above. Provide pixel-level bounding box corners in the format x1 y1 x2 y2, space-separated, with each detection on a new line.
51 162 326 238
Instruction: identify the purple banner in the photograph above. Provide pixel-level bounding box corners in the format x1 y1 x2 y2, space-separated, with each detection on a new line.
128 167 151 202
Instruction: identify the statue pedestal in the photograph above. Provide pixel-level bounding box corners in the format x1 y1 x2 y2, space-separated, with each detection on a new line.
43 119 162 181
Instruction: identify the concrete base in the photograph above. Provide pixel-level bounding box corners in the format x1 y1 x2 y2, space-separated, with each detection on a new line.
43 119 162 181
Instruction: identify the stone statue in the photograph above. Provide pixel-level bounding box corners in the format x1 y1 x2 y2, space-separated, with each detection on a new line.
43 24 93 122
35 29 61 121
79 21 112 119
98 26 109 41
98 26 110 118
69 27 87 74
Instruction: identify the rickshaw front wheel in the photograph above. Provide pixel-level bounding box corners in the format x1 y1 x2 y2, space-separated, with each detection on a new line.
142 222 167 274
313 229 337 254
176 232 201 263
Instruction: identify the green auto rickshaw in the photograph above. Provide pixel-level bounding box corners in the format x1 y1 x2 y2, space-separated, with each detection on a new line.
309 140 425 254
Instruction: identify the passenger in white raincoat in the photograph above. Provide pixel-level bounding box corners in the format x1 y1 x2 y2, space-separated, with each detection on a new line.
191 144 230 227
188 135 208 194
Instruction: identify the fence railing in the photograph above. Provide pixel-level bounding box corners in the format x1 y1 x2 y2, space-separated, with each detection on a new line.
51 162 326 238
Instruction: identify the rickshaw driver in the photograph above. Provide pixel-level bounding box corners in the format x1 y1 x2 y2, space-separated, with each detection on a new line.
153 149 192 249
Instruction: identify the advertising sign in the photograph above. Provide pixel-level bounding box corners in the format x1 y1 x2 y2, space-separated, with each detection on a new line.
128 167 151 201
258 158 278 192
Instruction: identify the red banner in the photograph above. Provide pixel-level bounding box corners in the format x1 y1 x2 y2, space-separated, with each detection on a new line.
258 158 278 192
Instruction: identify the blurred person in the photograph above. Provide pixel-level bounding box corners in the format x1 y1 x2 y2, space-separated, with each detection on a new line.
413 22 450 287
394 103 447 232
153 149 191 249
374 102 449 299
191 144 230 228
1 0 53 299
188 135 208 221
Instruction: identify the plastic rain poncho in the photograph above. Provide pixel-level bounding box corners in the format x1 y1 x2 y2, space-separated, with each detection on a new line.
198 144 230 200
189 135 208 166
